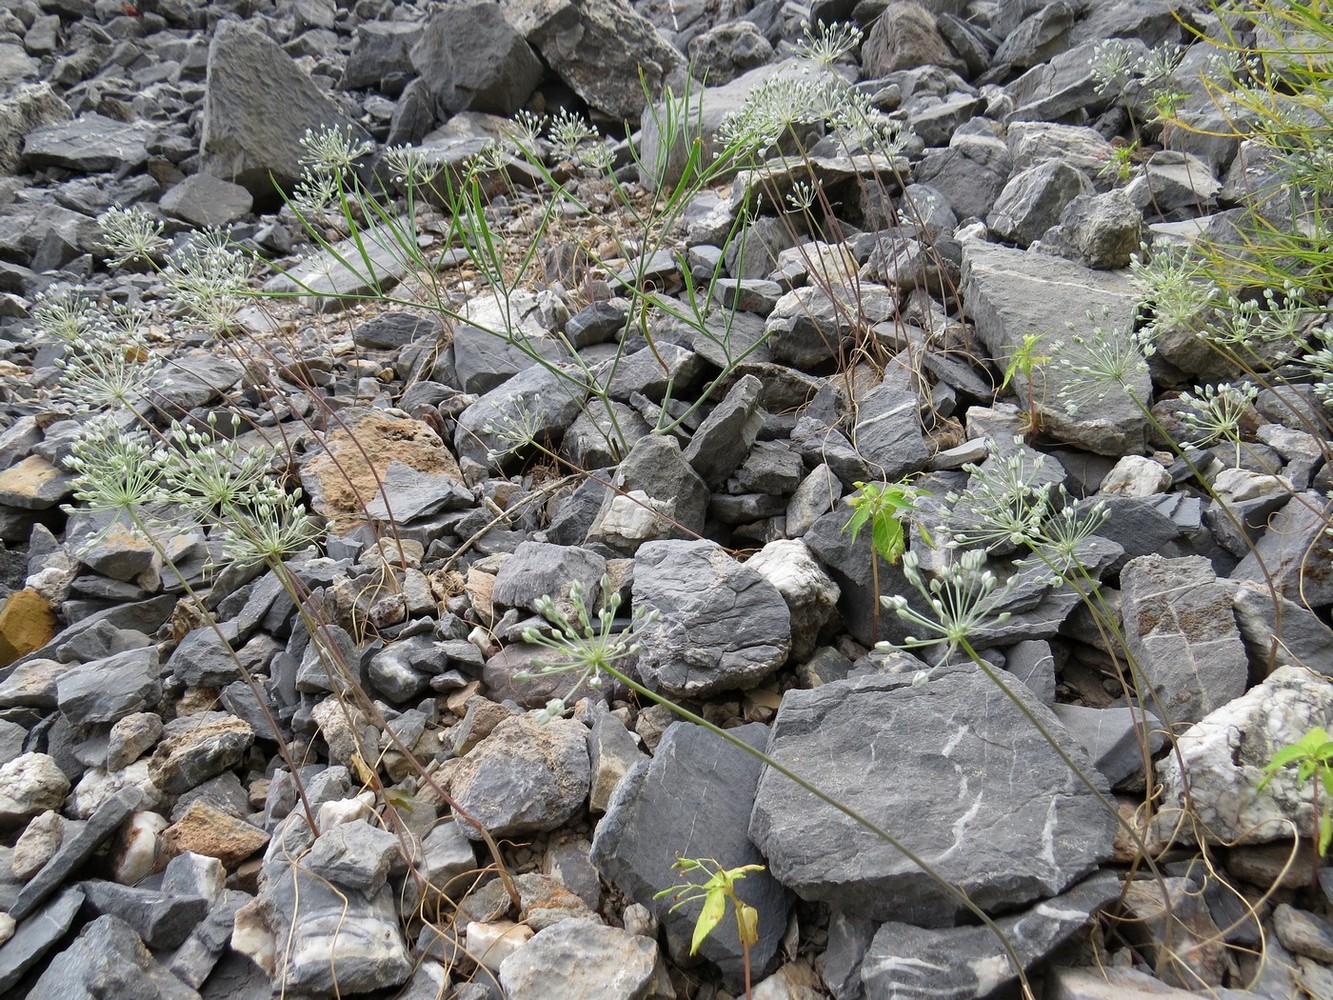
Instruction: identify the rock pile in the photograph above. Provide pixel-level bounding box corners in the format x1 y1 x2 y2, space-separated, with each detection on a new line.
0 0 1329 998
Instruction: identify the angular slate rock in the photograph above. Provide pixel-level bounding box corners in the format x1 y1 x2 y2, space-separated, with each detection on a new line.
56 647 161 727
632 539 791 697
987 158 1093 248
1050 704 1165 788
158 173 253 228
1230 580 1333 677
1230 491 1333 607
851 362 929 482
199 21 371 196
590 722 789 986
860 871 1122 1000
1156 665 1333 846
491 541 607 616
22 113 152 173
81 880 209 950
587 434 709 552
0 886 83 993
750 668 1116 924
25 914 200 1000
1120 554 1248 728
410 3 543 116
682 374 763 488
454 364 586 471
959 239 1147 455
148 712 255 795
352 311 442 351
512 0 683 122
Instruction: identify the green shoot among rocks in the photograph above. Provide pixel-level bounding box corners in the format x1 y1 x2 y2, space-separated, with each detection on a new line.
655 857 765 1000
843 478 929 642
1258 726 1333 864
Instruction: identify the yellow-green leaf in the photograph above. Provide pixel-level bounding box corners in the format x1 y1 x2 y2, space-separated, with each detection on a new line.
690 888 726 955
736 902 760 945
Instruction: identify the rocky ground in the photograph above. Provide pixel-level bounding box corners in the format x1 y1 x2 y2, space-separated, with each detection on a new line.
0 0 1330 998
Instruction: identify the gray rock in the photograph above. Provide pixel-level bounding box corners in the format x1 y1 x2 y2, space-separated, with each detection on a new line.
56 647 161 727
446 715 590 839
368 635 434 703
492 541 607 616
862 1 963 75
11 786 142 921
1230 580 1333 676
988 158 1093 248
400 820 476 916
361 460 472 524
588 434 709 552
766 284 896 369
1156 665 1333 847
305 819 402 894
340 21 419 93
587 711 647 813
254 864 411 994
1125 150 1221 221
352 311 442 351
1274 903 1333 963
0 886 84 993
454 363 587 470
851 363 930 481
1050 704 1165 788
1120 554 1248 727
80 880 209 950
0 455 71 510
861 871 1122 1000
263 217 416 309
0 83 70 174
167 625 243 688
745 539 840 663
451 322 564 395
750 668 1116 924
499 919 674 1000
992 0 1077 69
563 401 652 469
590 722 789 986
25 914 200 1000
22 113 152 173
511 0 683 122
686 21 774 86
959 239 1147 455
158 173 253 228
148 712 254 795
730 440 803 495
1001 638 1057 703
1042 965 1199 998
786 463 841 538
633 539 791 696
915 129 1012 221
1040 188 1144 269
1007 38 1147 122
411 3 543 116
683 374 763 488
1006 121 1116 182
167 889 248 990
200 21 372 197
1230 492 1333 607
1118 876 1228 988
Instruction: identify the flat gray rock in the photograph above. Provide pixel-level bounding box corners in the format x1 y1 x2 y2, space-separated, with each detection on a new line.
860 871 1122 1000
499 919 673 1000
632 539 791 697
1120 554 1248 727
960 240 1147 455
25 914 200 1000
0 886 83 993
56 647 161 727
750 668 1116 924
590 722 789 987
22 113 152 173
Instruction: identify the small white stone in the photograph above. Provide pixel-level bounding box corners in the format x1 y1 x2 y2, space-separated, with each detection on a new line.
316 791 376 831
112 810 168 885
465 920 533 972
1099 454 1170 497
0 912 15 947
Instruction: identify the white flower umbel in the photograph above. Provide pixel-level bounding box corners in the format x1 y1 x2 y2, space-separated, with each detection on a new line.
1178 381 1258 466
716 75 826 160
879 549 1018 682
795 20 863 67
162 228 250 336
1055 324 1152 417
217 488 321 572
98 204 169 269
946 447 1051 552
1307 323 1333 407
55 333 162 411
547 109 598 164
1028 498 1110 577
298 124 374 177
382 144 431 189
64 415 167 519
518 575 661 721
158 414 277 522
32 285 99 343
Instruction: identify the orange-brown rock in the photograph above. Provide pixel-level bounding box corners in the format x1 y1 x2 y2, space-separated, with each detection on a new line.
0 589 57 667
161 801 269 869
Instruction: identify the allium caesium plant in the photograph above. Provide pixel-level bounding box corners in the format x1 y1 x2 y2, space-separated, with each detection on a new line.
796 20 863 67
518 575 661 721
64 416 167 519
162 228 250 335
879 549 1018 682
98 204 170 268
55 334 162 411
1178 382 1258 465
32 286 99 343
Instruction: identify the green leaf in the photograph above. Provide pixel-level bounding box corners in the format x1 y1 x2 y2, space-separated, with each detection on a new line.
690 888 726 955
871 512 905 564
1320 809 1332 857
844 504 871 545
